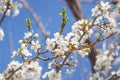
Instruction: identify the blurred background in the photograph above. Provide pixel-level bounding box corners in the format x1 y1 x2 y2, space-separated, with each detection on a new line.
0 0 115 80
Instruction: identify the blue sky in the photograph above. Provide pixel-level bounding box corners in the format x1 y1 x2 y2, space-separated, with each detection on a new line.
0 0 96 80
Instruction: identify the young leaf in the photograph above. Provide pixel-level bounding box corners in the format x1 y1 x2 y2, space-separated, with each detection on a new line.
59 8 69 34
62 8 66 17
26 18 31 29
97 32 102 41
117 6 120 14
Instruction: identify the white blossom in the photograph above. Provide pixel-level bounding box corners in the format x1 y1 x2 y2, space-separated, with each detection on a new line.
111 71 116 75
116 69 120 77
2 60 42 80
13 8 19 17
11 2 20 17
6 10 11 16
66 69 75 74
91 5 101 16
0 28 4 41
24 31 32 39
0 0 20 17
1 1 120 80
54 32 63 43
42 69 62 80
91 1 111 18
31 40 41 52
78 49 89 57
12 48 32 57
7 60 22 70
95 16 103 24
19 42 32 56
94 50 115 74
11 50 17 57
19 61 42 80
58 39 69 52
48 61 54 69
34 33 39 38
21 43 27 49
104 27 117 36
100 1 111 10
53 48 65 57
0 74 5 80
22 48 32 56
90 72 104 80
65 32 74 41
19 39 23 44
46 38 55 51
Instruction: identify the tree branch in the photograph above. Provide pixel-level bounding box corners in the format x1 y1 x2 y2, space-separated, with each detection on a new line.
65 0 97 73
106 74 120 80
0 0 10 26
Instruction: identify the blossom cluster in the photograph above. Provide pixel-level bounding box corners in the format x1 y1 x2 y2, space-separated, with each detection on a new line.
91 1 120 36
46 19 93 57
0 60 42 80
42 69 62 80
45 1 120 80
90 41 120 80
12 31 41 57
90 50 116 80
0 0 20 17
0 0 20 41
0 28 43 80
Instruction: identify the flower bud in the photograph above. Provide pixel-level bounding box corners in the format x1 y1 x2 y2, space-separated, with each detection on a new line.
34 33 39 38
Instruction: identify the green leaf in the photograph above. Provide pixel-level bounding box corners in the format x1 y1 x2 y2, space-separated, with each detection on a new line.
59 8 69 34
59 8 66 17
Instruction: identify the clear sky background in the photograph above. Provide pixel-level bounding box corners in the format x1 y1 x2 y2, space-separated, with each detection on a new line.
0 0 96 80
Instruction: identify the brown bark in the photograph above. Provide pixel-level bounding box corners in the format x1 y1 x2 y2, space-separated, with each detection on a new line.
66 0 84 20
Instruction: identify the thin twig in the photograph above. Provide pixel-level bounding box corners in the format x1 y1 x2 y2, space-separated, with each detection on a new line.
0 0 10 26
56 52 70 72
38 50 49 54
25 50 49 62
75 32 117 51
106 74 120 80
37 54 64 61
